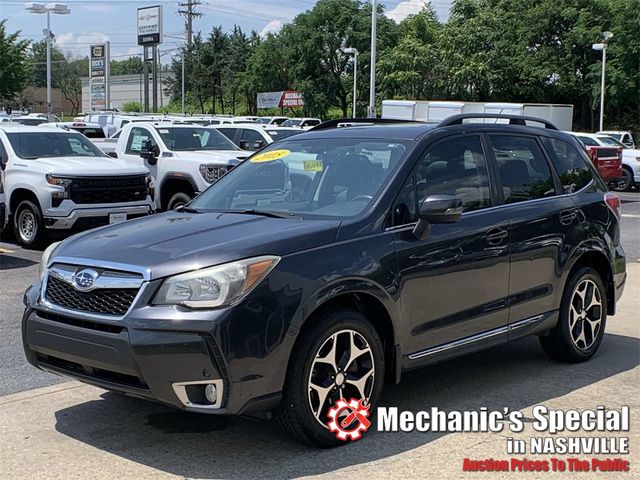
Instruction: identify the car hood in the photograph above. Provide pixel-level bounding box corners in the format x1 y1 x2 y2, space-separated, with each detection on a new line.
172 150 247 164
53 211 341 279
26 156 147 176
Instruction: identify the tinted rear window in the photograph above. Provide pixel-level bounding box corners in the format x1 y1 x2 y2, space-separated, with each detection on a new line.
543 138 593 193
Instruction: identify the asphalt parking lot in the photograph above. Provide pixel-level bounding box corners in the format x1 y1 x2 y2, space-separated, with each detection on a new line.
0 192 638 479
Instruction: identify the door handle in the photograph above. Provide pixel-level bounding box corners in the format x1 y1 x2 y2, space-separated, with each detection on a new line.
486 227 508 245
559 210 577 225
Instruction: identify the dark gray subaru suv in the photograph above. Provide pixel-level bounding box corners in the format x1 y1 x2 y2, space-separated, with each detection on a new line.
23 115 626 446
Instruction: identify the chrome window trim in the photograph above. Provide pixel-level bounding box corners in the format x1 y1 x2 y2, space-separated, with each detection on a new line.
385 179 595 232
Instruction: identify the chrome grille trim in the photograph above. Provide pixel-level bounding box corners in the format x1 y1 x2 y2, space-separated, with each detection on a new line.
39 257 150 321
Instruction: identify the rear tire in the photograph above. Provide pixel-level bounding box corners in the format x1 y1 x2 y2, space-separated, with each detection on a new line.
540 267 607 363
611 166 634 192
13 200 46 249
167 192 192 211
276 308 385 447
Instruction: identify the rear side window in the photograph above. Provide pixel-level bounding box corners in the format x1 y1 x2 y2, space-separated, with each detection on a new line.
576 135 598 147
543 138 593 193
217 128 237 142
489 135 556 204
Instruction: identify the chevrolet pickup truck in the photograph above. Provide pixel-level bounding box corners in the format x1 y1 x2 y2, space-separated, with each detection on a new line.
109 123 247 210
0 125 154 247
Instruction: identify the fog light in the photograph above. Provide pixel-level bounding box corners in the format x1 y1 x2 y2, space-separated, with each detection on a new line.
205 383 218 404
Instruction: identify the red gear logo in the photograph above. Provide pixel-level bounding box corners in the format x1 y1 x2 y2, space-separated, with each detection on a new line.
326 398 371 441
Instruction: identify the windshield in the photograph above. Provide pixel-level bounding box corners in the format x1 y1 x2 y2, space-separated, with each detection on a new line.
191 138 410 219
597 136 627 148
266 129 302 140
155 127 239 151
255 118 271 124
6 132 106 159
282 119 302 127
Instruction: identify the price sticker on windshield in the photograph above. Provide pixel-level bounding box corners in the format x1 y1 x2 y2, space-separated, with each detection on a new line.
250 149 290 163
303 160 323 172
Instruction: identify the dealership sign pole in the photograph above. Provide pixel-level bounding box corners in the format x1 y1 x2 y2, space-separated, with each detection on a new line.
89 43 110 111
137 5 163 113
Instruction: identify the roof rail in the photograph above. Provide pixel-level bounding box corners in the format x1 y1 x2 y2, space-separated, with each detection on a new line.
309 117 421 132
438 114 558 130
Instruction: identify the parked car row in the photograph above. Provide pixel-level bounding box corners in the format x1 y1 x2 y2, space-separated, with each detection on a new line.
567 131 640 192
0 121 250 247
0 124 154 247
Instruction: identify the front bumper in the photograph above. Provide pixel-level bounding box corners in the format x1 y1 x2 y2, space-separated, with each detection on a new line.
22 278 291 415
44 204 154 230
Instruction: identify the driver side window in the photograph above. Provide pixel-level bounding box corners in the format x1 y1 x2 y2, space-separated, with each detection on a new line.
392 135 491 226
126 127 155 154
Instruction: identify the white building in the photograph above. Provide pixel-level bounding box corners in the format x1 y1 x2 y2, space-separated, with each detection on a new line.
81 73 173 112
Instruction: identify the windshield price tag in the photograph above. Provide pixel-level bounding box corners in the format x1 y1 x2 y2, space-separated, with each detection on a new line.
250 149 290 163
303 160 323 172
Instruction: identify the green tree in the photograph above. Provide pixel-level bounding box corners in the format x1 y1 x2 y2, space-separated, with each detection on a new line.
28 40 67 88
110 56 144 76
0 20 31 102
55 54 86 114
378 5 443 100
283 0 398 117
122 100 142 112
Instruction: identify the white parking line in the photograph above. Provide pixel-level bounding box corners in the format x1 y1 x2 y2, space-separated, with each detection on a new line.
622 214 640 219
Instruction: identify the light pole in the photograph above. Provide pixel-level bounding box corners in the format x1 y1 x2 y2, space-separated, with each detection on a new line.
592 31 613 132
343 47 359 118
25 3 70 122
368 0 377 118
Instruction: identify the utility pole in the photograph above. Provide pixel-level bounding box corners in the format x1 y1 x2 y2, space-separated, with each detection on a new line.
368 0 378 118
178 0 202 47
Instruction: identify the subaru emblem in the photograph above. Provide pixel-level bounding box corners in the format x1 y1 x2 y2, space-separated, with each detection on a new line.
72 269 99 291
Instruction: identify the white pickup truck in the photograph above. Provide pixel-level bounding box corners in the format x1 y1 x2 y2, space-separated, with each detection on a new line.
108 123 247 210
0 125 154 247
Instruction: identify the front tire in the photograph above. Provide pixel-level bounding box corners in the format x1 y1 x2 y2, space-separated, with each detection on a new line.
277 309 385 447
540 267 607 363
167 192 193 211
13 200 46 249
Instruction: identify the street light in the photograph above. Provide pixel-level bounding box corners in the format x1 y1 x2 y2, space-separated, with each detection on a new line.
368 0 377 118
592 31 613 132
25 3 70 122
343 47 359 118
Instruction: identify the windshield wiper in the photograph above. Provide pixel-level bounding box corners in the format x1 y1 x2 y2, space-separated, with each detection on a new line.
231 209 298 219
175 205 201 214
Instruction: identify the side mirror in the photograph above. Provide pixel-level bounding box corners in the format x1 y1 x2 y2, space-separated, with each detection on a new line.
413 195 463 240
107 152 118 159
239 139 249 150
253 140 265 150
0 157 6 171
140 140 159 166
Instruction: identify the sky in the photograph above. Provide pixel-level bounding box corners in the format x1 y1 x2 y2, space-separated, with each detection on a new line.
0 0 452 62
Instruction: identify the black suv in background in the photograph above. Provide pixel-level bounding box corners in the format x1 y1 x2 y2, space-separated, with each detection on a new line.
23 115 626 446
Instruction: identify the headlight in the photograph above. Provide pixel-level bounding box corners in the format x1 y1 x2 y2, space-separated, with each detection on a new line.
39 241 61 280
46 175 72 187
199 164 228 184
153 256 280 308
